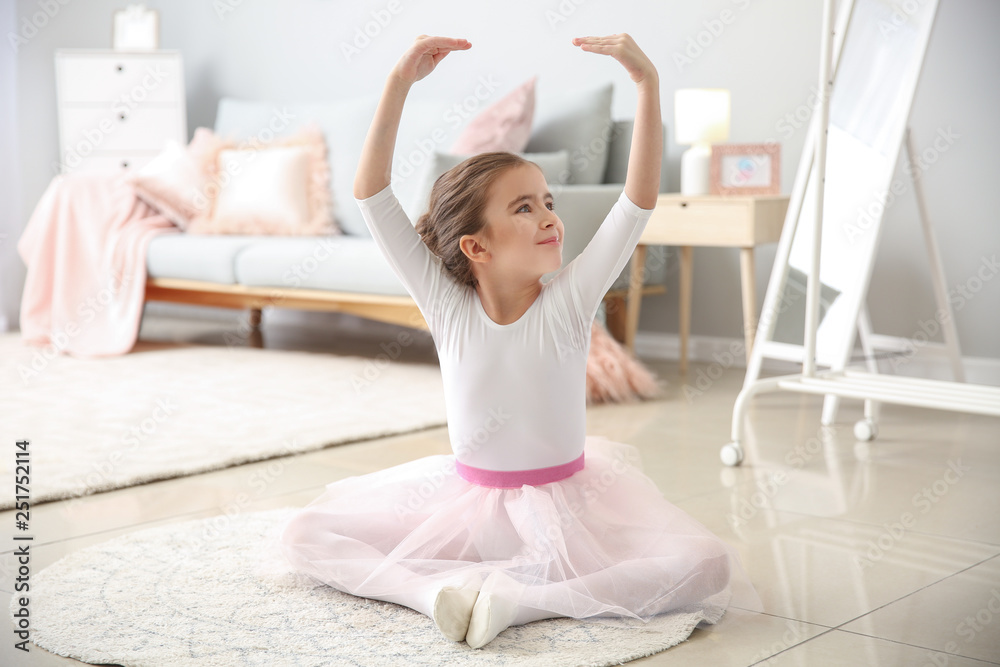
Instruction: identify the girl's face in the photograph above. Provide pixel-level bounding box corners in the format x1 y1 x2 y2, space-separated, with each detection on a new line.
479 164 564 279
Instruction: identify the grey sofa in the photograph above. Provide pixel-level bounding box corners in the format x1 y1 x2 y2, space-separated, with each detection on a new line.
143 84 668 338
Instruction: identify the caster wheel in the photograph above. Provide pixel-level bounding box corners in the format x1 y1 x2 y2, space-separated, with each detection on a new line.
720 442 744 467
854 419 878 442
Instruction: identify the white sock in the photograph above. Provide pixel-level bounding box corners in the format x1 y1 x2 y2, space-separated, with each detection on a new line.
466 589 520 649
432 586 480 642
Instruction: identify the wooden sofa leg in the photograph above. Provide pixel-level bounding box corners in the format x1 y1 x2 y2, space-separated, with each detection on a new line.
604 295 627 344
248 308 263 348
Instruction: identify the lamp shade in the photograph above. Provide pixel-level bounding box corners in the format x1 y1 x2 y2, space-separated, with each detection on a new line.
674 89 731 145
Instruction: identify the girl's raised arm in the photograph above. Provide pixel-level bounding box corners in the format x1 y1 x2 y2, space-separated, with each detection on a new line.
572 34 661 209
559 34 660 323
354 36 471 200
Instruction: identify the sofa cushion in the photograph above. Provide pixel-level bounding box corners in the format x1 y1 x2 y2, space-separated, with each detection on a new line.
601 120 671 193
214 97 378 238
525 83 613 186
187 126 336 236
146 234 263 284
215 96 465 240
233 236 409 295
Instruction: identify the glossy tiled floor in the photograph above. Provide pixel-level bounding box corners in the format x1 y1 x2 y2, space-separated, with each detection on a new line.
3 313 998 666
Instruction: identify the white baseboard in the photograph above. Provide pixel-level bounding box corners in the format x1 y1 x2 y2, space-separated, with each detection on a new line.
633 331 1000 387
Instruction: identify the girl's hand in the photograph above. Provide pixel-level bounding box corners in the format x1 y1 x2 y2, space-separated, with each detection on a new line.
391 35 471 86
572 34 657 85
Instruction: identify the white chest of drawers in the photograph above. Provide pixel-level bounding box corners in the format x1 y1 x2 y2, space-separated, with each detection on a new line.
55 49 187 174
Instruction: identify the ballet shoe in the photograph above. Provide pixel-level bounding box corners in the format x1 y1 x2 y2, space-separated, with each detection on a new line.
465 590 519 649
432 586 480 642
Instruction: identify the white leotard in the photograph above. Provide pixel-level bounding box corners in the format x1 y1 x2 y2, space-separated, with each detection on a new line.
356 186 652 473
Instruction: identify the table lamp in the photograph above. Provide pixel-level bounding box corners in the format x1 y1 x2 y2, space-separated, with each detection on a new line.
674 89 731 195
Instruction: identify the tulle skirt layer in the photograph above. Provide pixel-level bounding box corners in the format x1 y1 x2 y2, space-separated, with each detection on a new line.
279 436 757 622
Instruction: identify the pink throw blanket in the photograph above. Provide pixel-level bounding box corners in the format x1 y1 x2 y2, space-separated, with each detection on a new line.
17 171 180 358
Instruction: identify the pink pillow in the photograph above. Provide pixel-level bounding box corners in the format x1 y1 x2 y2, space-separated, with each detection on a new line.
129 127 220 230
187 125 337 235
450 77 536 154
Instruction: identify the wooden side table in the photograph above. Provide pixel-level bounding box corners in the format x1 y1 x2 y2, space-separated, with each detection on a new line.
624 193 789 374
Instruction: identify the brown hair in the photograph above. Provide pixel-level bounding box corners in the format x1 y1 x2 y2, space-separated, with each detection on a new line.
415 151 532 288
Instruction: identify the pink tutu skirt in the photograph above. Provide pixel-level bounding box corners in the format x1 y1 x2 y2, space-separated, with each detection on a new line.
279 436 757 622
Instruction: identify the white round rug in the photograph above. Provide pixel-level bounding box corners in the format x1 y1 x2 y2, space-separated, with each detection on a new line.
18 509 718 666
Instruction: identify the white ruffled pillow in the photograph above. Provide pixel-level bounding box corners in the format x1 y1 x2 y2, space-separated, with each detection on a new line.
190 125 337 235
208 145 312 234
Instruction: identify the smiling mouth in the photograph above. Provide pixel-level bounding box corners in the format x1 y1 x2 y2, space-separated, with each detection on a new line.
539 238 561 245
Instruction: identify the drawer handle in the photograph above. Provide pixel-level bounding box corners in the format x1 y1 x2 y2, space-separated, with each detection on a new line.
680 201 688 207
118 112 127 122
121 160 130 169
116 64 125 73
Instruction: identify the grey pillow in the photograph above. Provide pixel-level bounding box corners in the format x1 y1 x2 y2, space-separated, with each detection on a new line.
525 83 614 186
407 150 570 222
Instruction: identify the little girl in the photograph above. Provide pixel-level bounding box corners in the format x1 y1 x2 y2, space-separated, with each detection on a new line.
281 34 757 649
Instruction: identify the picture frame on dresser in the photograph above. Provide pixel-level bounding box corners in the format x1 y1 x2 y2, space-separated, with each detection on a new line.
53 49 186 174
709 142 781 196
112 5 160 51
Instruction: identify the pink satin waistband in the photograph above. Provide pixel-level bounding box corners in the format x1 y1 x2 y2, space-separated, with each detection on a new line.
456 453 585 488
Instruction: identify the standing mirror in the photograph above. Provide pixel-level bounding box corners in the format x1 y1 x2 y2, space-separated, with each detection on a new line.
762 0 940 372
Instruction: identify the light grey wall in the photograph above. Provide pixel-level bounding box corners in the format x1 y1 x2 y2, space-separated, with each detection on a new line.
6 0 999 359
0 0 20 332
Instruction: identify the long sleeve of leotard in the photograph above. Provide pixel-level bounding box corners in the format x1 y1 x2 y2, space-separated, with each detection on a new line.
563 190 654 324
355 185 454 329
